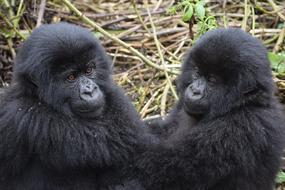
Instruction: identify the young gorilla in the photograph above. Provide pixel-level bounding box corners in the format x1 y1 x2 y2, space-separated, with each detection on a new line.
0 23 148 190
136 28 285 190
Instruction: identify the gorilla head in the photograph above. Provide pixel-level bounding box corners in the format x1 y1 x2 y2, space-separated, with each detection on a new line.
178 28 274 118
0 23 147 189
14 23 111 118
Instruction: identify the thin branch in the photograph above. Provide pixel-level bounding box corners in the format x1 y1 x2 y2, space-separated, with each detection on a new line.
36 0 46 27
267 0 285 21
146 2 178 100
2 0 15 25
140 89 160 118
242 0 250 30
251 5 255 36
131 0 150 34
161 83 170 116
273 24 285 52
61 0 179 75
0 11 26 40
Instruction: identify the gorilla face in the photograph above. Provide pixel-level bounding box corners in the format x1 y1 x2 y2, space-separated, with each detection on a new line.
14 22 113 119
183 71 210 115
52 60 105 118
182 64 225 116
181 55 261 118
178 28 274 119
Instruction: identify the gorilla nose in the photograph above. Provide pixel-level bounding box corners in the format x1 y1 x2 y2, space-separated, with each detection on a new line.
191 88 201 95
189 78 206 96
79 78 99 101
82 84 97 95
81 84 97 96
189 85 202 96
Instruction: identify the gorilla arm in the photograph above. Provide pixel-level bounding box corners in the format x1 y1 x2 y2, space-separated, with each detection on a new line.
135 118 263 190
144 106 197 140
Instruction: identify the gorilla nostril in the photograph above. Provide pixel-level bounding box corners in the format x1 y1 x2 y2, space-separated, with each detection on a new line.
193 91 201 95
81 87 94 97
190 87 201 95
83 91 92 95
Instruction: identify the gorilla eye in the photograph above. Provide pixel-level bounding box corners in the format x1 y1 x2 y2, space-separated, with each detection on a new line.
67 74 76 81
207 75 217 83
85 67 94 75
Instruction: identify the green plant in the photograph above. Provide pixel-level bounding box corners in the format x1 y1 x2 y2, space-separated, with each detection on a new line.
276 171 285 184
168 0 217 39
268 52 285 77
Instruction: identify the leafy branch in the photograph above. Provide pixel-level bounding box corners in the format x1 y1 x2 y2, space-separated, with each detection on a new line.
168 0 217 40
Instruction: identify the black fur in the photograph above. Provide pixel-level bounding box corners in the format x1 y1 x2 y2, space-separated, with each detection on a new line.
136 28 285 190
0 23 148 190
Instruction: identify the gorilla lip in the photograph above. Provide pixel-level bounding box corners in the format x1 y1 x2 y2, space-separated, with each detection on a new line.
73 102 104 113
77 109 94 113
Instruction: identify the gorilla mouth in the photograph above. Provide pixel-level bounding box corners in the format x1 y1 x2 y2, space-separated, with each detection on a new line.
73 107 104 118
77 108 95 113
75 103 103 112
70 99 105 118
183 101 208 117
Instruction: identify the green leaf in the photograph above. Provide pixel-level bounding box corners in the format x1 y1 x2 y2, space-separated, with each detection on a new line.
182 5 194 22
181 1 189 6
277 22 284 29
167 6 177 15
276 171 285 183
199 0 206 6
195 2 205 20
268 52 285 74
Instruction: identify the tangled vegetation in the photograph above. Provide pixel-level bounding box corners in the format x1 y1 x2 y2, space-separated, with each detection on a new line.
0 0 285 187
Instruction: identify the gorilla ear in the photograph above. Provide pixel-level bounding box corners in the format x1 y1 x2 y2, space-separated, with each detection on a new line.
24 74 39 90
13 72 39 97
240 79 260 98
27 75 38 87
238 72 258 97
16 72 38 89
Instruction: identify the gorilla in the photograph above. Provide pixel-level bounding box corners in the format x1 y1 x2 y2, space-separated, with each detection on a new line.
0 23 148 190
136 28 285 190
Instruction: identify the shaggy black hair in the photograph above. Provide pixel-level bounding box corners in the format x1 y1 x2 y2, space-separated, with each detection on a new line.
136 28 285 190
